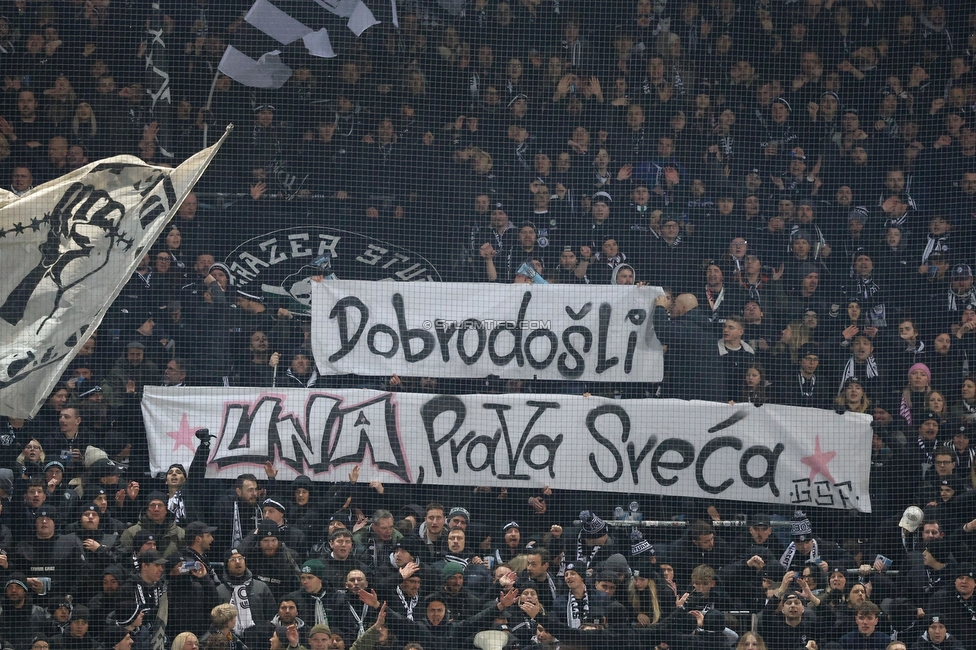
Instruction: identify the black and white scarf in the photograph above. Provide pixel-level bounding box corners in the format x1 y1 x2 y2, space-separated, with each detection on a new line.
230 582 255 633
948 287 976 312
839 356 879 393
397 586 418 621
797 373 816 397
566 591 589 629
232 502 244 550
443 553 470 567
921 234 949 263
168 490 186 525
231 502 260 550
957 592 976 619
918 437 939 469
779 539 819 570
575 540 603 570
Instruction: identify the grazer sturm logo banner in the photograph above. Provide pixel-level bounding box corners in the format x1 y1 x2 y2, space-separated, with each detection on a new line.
223 227 442 316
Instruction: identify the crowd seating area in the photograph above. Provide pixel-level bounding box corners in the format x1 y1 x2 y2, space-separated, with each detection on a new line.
3 0 976 649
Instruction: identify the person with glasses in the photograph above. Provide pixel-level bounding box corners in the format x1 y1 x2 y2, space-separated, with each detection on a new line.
776 343 832 410
918 448 962 507
15 439 46 482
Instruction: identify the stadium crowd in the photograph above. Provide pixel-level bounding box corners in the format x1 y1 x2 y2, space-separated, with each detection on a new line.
4 0 976 649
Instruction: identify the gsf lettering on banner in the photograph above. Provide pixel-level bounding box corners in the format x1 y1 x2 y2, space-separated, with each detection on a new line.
310 281 666 382
142 388 873 512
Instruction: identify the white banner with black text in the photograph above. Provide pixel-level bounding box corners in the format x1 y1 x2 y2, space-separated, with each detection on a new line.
310 281 666 382
143 388 873 512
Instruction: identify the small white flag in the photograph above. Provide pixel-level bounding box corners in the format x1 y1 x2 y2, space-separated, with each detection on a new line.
257 51 293 87
313 0 359 18
245 0 313 44
347 0 379 36
303 28 336 58
218 46 292 89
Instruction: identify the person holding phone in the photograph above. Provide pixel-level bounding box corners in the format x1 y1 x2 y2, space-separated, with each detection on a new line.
168 552 222 638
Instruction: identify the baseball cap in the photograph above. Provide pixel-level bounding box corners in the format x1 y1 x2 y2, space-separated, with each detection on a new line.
899 506 924 532
90 458 123 478
138 550 167 566
952 264 973 279
185 521 217 537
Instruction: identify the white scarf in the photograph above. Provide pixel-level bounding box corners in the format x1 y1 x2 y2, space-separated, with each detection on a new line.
312 592 329 626
348 601 369 638
232 502 244 550
705 285 725 319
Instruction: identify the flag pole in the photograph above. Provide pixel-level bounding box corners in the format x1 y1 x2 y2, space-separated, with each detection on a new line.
202 69 220 148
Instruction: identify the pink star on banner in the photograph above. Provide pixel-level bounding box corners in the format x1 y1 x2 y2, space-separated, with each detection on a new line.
166 413 198 452
800 435 837 483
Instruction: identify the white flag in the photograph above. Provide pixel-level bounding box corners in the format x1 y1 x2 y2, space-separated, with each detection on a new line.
303 28 336 58
312 0 359 18
0 128 232 417
245 0 313 44
347 0 379 36
218 46 292 89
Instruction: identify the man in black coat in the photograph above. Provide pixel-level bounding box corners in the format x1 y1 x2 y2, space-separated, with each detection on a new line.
757 592 825 650
284 559 332 628
777 343 833 410
927 563 976 650
0 573 47 649
651 294 724 402
13 505 86 607
167 527 223 637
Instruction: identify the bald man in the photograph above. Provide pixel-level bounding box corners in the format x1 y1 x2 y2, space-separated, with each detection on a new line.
652 294 724 401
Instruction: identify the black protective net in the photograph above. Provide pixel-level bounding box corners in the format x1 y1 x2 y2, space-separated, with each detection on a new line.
1 1 976 649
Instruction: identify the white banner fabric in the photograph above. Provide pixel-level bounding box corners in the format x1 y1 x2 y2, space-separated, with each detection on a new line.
143 388 873 512
0 132 230 417
310 281 666 383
